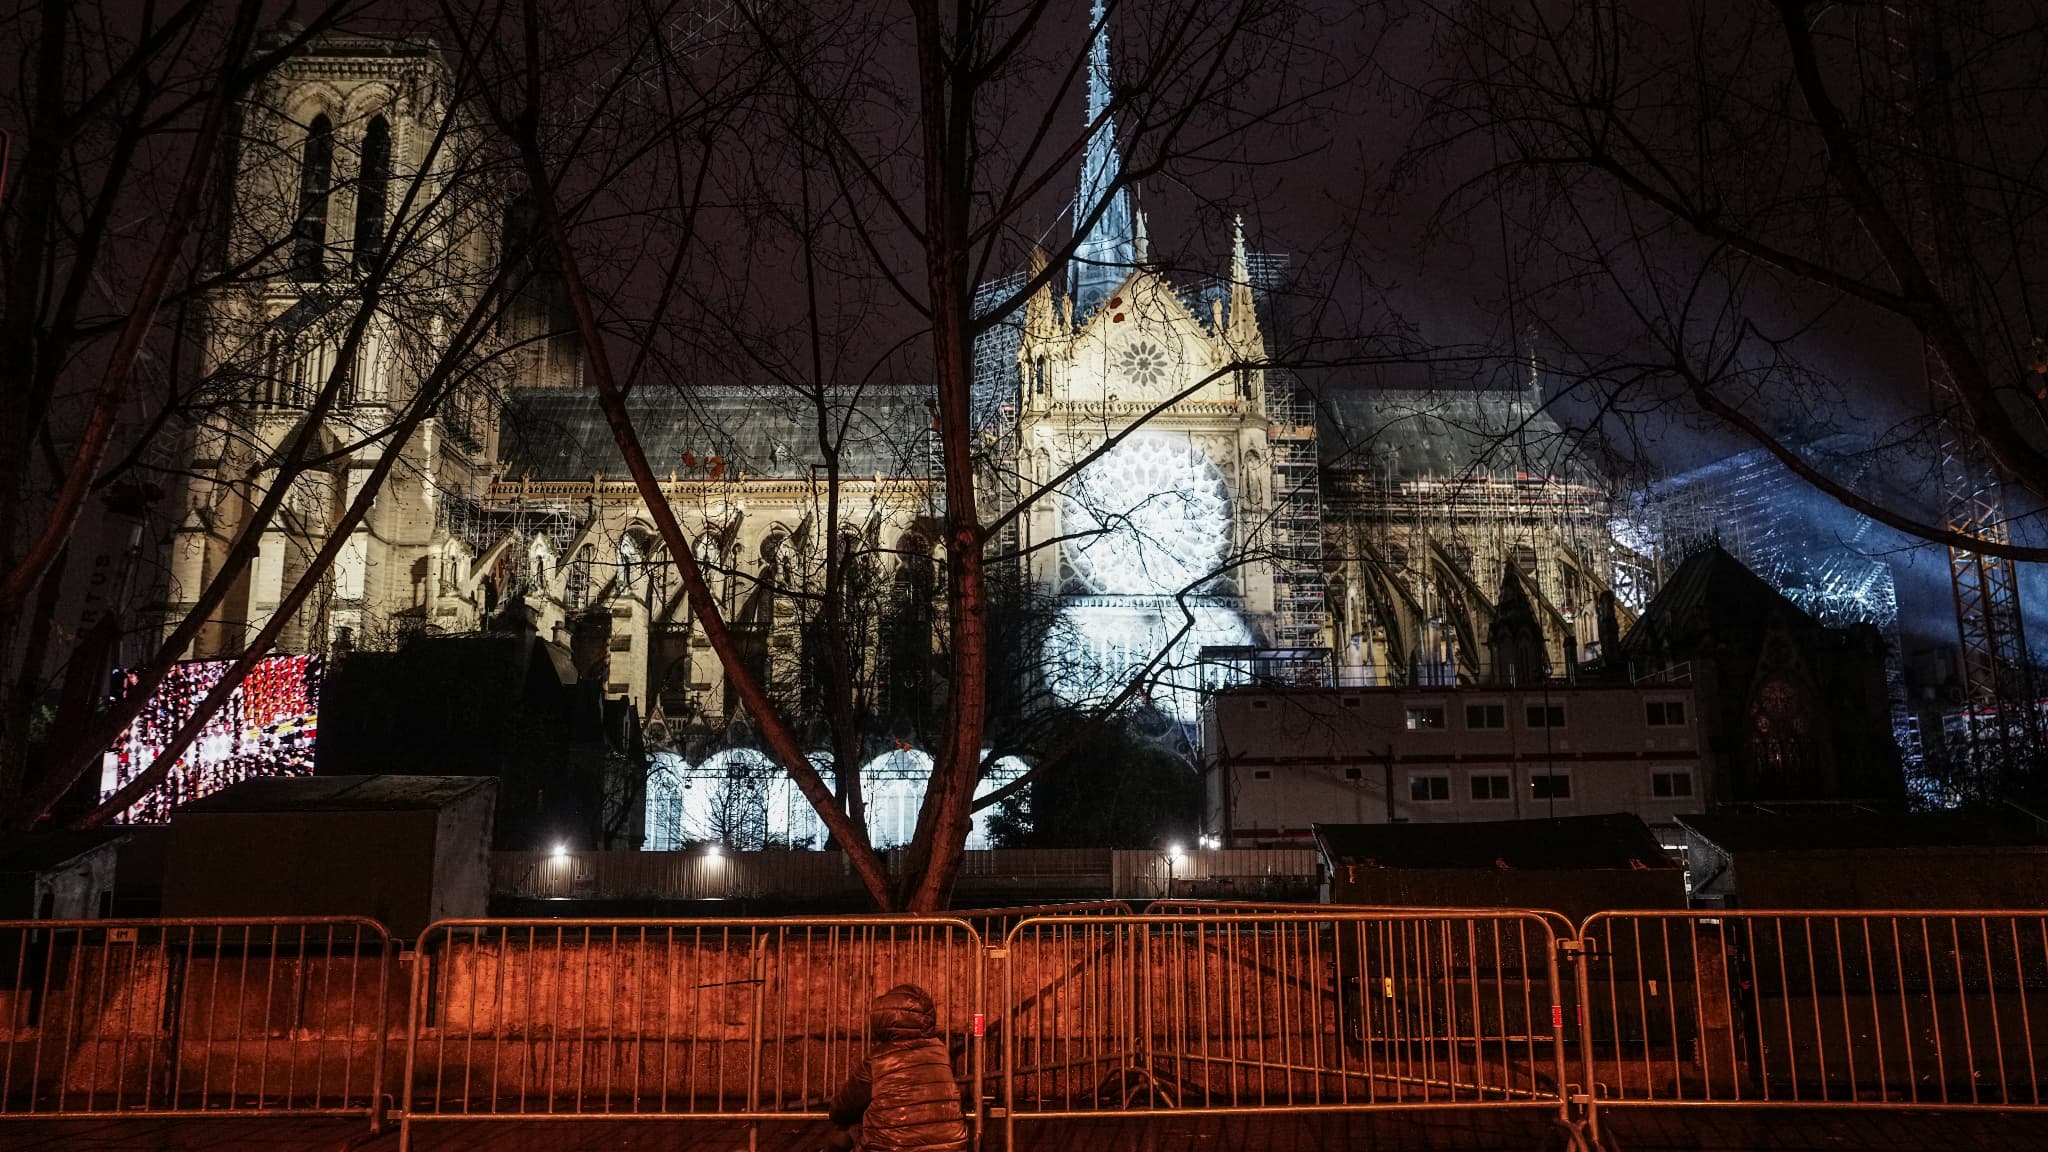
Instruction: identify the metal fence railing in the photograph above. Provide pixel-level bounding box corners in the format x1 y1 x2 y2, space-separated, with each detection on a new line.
395 917 984 1151
1573 911 2048 1120
9 907 2048 1151
0 917 398 1121
995 911 1571 1147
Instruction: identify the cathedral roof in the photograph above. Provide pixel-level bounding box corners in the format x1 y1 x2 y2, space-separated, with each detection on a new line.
498 386 935 482
1318 386 1600 487
1619 545 1824 660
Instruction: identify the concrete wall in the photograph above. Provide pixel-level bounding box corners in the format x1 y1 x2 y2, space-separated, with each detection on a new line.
431 785 497 926
166 810 440 936
1729 849 2048 910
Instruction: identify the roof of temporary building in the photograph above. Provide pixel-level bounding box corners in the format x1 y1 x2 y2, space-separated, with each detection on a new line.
1315 814 1677 871
1679 811 2048 854
179 775 495 814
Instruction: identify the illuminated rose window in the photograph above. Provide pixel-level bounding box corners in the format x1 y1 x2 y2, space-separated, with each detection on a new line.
1116 339 1171 390
1061 432 1231 596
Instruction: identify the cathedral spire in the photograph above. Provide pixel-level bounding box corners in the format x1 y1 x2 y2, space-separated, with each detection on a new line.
1070 0 1134 320
1225 214 1261 348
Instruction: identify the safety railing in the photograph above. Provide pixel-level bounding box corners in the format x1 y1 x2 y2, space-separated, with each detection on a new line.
995 910 1571 1147
0 917 398 1121
952 901 1134 940
1572 910 2048 1122
396 916 984 1151
10 907 2048 1150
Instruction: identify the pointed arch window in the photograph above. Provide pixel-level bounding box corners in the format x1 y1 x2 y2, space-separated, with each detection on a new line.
292 115 334 280
353 116 390 271
565 545 595 611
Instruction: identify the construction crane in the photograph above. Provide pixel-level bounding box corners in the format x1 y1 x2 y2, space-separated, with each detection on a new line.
1878 3 2040 796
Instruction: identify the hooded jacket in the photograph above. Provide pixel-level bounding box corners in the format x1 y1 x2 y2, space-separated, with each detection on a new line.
827 984 969 1152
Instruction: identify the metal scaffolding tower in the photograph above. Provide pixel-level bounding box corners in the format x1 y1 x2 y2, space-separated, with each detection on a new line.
1266 376 1326 652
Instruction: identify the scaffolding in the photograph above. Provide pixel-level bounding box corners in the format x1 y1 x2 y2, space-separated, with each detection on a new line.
1266 376 1326 652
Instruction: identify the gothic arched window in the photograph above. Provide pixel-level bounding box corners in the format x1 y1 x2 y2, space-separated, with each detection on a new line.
292 115 334 280
1749 677 1814 787
643 761 686 852
565 544 594 611
618 532 642 593
353 116 390 270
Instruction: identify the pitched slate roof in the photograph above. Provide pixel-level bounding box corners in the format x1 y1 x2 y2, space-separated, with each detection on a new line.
498 386 936 482
1619 545 1818 658
1318 387 1600 486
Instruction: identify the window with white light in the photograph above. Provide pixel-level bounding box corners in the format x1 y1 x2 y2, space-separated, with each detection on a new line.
1404 704 1447 731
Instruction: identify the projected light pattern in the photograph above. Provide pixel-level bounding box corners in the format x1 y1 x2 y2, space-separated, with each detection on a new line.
1061 432 1231 596
643 750 1026 851
1048 601 1253 724
100 654 322 823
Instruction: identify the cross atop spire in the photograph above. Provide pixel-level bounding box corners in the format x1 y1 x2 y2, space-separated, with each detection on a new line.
1070 0 1135 320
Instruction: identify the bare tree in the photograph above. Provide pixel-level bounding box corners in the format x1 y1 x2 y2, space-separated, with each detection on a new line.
2 8 542 829
441 0 1374 909
1399 0 2048 557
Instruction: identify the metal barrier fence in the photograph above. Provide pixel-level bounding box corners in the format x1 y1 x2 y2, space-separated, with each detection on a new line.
396 917 984 1150
11 907 2048 1150
953 901 1134 940
0 917 397 1121
996 911 1571 1145
1573 910 2048 1123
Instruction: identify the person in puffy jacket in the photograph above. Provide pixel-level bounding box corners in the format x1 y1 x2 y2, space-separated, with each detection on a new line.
825 983 968 1152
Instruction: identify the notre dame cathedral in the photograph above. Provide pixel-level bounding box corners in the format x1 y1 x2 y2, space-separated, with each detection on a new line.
153 15 1627 847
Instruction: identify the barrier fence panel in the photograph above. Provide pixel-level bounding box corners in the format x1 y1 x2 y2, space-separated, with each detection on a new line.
997 911 1569 1139
1574 911 2048 1110
398 917 983 1148
953 902 1134 942
0 918 397 1119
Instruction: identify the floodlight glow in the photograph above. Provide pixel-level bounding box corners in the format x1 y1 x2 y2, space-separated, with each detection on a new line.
704 843 724 860
1168 842 1186 862
551 842 569 860
1045 601 1253 724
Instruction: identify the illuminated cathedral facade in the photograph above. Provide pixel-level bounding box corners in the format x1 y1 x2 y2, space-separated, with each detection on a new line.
152 18 1632 848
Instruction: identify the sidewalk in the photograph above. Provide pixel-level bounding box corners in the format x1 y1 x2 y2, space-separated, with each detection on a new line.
6 1107 2047 1151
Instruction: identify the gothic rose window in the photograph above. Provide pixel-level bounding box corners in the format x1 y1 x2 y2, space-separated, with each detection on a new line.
1116 339 1170 389
1060 431 1230 596
1749 677 1813 783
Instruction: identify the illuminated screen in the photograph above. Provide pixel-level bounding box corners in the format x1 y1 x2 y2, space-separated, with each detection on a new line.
99 653 322 823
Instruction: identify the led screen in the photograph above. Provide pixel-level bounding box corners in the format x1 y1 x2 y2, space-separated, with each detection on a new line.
99 653 321 823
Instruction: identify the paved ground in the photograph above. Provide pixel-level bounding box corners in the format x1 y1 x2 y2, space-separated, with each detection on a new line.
7 1108 2048 1151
